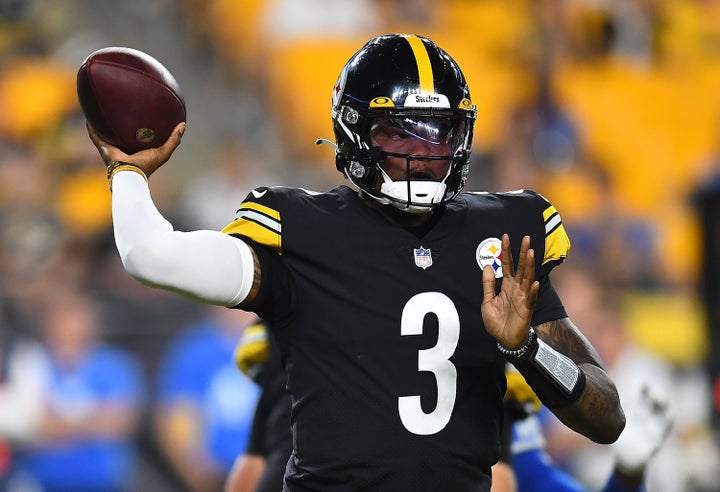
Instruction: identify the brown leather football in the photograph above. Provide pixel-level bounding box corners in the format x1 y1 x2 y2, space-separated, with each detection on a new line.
77 47 186 154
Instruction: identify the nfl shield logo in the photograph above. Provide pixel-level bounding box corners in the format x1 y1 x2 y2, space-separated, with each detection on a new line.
414 246 433 269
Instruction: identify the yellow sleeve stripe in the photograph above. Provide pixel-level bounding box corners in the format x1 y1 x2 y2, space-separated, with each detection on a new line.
402 34 434 94
542 205 558 223
542 205 571 265
222 220 282 253
239 201 280 220
221 202 282 253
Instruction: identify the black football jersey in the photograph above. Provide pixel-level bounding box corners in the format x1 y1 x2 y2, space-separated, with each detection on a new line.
222 185 570 492
246 333 293 492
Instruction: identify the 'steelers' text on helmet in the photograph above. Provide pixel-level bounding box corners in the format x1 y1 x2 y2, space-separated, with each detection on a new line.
331 33 477 213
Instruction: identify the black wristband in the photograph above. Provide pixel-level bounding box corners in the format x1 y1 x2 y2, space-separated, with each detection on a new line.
508 335 586 409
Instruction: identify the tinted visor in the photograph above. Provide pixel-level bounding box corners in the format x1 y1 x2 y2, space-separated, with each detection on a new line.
370 116 467 153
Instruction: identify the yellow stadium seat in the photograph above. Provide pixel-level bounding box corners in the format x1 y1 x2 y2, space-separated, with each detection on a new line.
0 58 76 141
54 171 111 238
208 0 270 74
621 289 708 367
264 38 364 161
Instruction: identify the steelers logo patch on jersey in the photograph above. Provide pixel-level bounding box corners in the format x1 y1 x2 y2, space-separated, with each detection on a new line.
476 237 502 278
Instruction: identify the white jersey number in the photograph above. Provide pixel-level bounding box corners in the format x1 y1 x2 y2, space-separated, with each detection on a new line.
398 292 460 435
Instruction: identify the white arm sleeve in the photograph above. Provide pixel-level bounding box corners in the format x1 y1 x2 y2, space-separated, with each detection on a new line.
111 171 255 307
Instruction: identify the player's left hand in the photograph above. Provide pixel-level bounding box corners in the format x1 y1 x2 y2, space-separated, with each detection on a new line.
481 234 539 350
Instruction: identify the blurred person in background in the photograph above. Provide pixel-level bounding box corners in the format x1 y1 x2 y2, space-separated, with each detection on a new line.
224 321 289 492
500 367 672 492
0 141 67 330
6 288 145 492
0 296 49 488
86 33 625 491
154 307 261 492
543 265 719 492
693 128 720 441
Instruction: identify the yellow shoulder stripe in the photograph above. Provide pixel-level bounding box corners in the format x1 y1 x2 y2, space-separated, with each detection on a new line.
542 205 570 264
241 201 280 220
221 201 282 254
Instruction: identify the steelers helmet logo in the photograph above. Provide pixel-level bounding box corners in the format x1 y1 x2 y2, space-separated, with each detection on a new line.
476 237 503 278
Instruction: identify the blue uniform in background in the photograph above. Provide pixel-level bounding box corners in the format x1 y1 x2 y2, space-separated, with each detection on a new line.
13 344 144 492
511 412 644 492
156 319 261 472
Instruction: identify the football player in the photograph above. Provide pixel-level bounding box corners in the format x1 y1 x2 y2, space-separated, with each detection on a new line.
502 370 672 492
225 320 291 492
227 330 668 492
87 33 625 491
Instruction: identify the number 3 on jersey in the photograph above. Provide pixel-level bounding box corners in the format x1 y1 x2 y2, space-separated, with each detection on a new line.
398 292 460 435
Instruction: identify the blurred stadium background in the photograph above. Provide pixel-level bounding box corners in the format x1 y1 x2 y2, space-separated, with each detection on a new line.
1 0 720 490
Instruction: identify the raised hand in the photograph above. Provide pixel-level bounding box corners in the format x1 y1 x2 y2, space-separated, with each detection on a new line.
87 121 186 178
481 234 539 350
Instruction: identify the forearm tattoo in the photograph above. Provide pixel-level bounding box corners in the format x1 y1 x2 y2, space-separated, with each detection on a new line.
535 318 625 441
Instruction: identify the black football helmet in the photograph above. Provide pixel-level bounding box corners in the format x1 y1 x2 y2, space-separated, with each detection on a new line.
330 33 477 213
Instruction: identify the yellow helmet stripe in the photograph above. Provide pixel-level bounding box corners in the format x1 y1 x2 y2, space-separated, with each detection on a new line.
402 34 434 93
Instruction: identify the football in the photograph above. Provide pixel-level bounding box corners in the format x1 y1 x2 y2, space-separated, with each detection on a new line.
77 47 186 154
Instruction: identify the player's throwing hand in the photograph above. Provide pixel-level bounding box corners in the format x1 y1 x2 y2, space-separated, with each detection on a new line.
86 121 185 179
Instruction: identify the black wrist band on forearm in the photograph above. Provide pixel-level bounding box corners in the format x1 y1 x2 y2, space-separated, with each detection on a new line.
504 333 586 409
